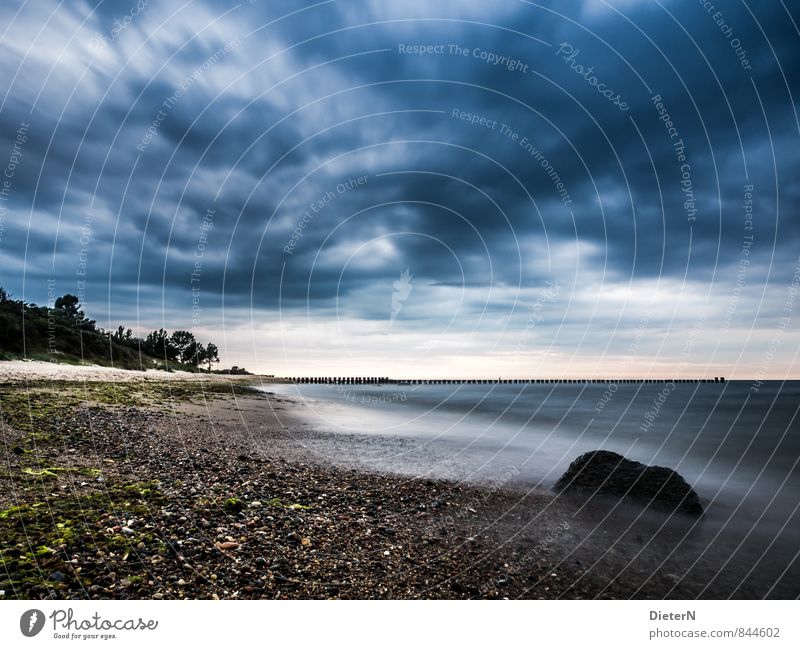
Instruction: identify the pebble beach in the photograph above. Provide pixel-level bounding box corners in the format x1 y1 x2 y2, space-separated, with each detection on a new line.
0 364 790 599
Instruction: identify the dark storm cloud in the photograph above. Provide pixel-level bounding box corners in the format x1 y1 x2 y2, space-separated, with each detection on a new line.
0 0 798 342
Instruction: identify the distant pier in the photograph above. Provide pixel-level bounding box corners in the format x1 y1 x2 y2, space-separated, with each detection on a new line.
284 377 726 385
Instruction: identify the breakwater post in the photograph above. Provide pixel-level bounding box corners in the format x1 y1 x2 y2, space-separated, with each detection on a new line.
286 377 726 385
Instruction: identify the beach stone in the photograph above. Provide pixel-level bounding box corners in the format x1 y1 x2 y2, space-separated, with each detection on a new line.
554 450 703 516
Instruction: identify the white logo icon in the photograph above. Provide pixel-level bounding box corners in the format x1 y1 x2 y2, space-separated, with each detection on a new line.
390 268 413 324
20 609 45 637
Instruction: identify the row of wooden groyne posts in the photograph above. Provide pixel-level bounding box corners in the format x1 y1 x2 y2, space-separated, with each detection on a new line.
286 377 727 385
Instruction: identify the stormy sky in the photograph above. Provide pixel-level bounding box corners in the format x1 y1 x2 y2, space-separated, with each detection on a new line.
0 0 798 377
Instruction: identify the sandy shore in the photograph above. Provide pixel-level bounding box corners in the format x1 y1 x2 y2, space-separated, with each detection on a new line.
0 367 792 599
0 360 279 384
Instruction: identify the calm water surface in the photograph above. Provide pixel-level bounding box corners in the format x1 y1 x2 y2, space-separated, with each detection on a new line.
256 380 800 596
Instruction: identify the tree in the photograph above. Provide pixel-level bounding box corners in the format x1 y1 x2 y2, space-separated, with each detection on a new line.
54 294 96 331
184 340 204 367
144 328 178 361
169 330 196 364
54 294 82 320
113 326 134 344
202 342 220 372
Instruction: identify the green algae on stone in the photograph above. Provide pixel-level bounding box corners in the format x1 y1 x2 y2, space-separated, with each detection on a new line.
21 467 102 479
0 481 165 597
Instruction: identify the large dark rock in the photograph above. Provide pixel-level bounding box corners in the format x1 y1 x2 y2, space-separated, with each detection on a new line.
554 450 703 517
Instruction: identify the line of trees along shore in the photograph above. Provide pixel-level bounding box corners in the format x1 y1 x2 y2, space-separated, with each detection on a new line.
0 288 220 371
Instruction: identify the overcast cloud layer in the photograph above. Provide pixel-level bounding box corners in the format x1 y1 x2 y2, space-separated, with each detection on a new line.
1 0 798 377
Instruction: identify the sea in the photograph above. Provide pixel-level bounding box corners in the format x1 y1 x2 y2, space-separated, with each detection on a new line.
255 380 800 596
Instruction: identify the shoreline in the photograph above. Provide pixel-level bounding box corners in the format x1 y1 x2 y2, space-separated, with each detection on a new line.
0 359 285 384
0 372 794 599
